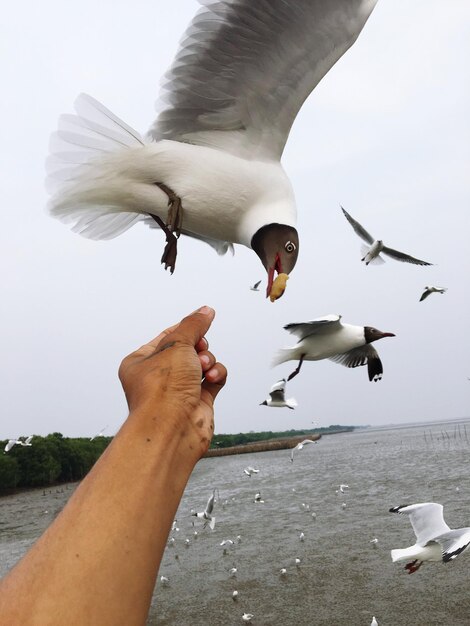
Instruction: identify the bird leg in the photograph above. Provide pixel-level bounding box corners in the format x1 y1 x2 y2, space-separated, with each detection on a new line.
405 559 423 574
287 354 306 381
150 182 184 274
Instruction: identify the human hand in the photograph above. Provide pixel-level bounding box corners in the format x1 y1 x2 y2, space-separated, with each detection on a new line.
118 306 227 458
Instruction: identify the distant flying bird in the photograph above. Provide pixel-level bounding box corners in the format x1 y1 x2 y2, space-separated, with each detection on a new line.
260 379 298 410
341 207 432 266
242 613 254 623
390 503 470 574
18 436 34 447
90 425 108 441
299 532 305 542
370 538 379 548
46 1 379 300
254 492 265 504
191 489 217 530
250 280 262 292
229 567 238 578
338 484 349 493
243 467 260 477
419 286 447 302
274 314 395 382
4 439 21 453
290 439 317 463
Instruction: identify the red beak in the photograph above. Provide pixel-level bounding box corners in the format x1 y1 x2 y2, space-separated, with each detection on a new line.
266 254 283 298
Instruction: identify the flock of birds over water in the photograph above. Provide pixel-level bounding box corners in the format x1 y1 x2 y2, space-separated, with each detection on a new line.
5 0 468 623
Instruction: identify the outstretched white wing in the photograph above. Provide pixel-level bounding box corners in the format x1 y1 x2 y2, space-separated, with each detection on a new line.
390 503 450 546
150 0 378 160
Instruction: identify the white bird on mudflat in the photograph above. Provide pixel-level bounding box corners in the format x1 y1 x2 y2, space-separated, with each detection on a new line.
250 280 262 292
160 575 170 586
299 532 305 542
419 286 447 302
232 590 239 601
229 567 238 578
390 503 470 574
290 439 317 463
191 489 217 530
244 467 260 477
274 314 395 382
46 1 378 299
341 207 432 266
4 439 21 453
260 379 298 410
371 617 379 626
242 613 254 623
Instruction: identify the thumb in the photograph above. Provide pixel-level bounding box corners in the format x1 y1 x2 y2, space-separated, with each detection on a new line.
169 306 215 347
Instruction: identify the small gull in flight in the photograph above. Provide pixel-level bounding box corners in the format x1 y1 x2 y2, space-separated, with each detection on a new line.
260 379 297 410
254 492 264 504
341 207 432 266
90 426 108 441
191 489 217 530
229 567 238 578
250 280 262 292
290 439 317 463
274 314 395 382
18 436 34 447
419 286 447 302
4 439 22 453
244 467 260 477
160 576 169 587
390 502 470 573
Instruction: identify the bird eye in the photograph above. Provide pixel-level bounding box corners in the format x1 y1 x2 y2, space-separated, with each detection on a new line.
285 241 296 253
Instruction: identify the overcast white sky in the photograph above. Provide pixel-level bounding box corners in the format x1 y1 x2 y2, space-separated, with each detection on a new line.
1 0 469 438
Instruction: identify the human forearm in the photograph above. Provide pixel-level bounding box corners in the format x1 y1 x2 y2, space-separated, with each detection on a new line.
0 409 198 626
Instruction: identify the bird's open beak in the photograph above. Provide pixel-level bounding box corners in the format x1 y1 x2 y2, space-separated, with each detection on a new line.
266 253 283 298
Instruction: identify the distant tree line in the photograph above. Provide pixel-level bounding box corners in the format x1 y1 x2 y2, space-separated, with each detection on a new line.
209 425 354 449
0 433 111 495
0 426 355 495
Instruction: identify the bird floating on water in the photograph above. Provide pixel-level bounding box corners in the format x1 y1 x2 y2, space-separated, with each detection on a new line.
290 439 317 463
191 489 217 530
390 502 470 574
274 314 395 382
46 1 378 300
341 207 432 266
260 379 297 410
419 286 447 302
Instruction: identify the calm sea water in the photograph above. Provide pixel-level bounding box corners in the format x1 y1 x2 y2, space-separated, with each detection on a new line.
1 421 470 625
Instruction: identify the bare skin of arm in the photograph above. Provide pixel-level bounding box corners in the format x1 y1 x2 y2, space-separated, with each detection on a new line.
0 306 227 626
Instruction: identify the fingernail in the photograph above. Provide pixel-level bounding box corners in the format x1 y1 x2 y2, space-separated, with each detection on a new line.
197 306 214 316
200 354 210 366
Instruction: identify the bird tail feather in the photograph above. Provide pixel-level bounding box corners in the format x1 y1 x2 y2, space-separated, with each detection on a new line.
390 548 408 563
46 94 146 239
271 348 297 368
